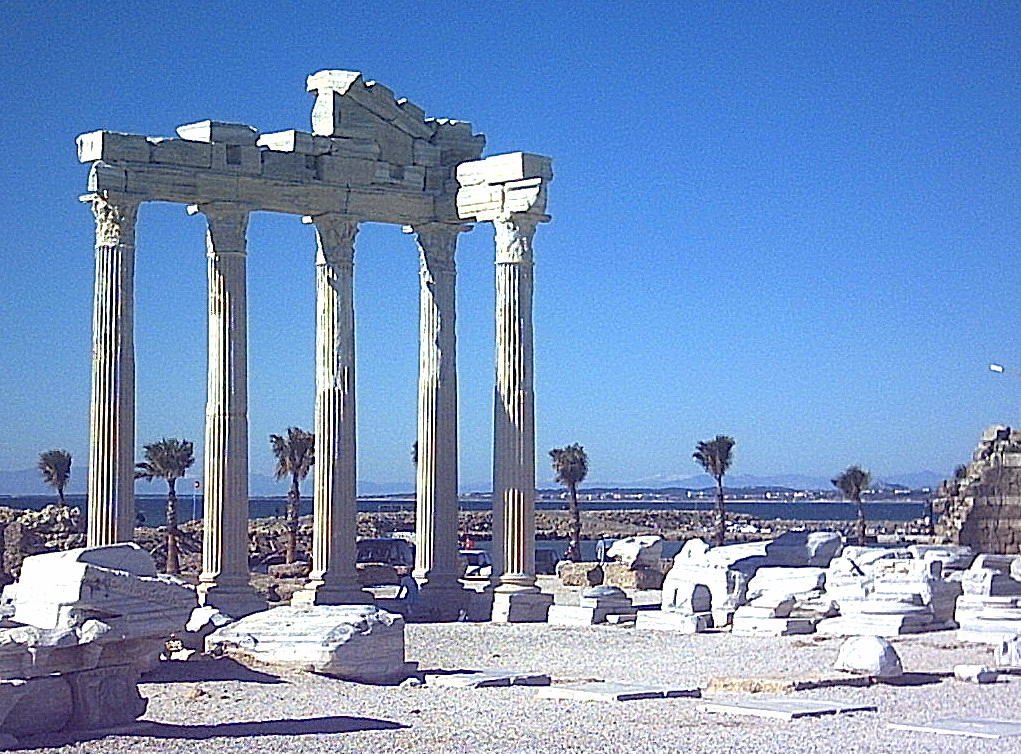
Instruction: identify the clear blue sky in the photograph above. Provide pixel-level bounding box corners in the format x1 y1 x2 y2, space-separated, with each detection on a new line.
0 2 1019 489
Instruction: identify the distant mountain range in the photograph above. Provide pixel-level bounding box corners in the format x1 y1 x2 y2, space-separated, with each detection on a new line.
0 467 946 497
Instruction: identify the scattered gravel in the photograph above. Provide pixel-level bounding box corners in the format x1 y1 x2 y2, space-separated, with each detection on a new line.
13 587 1021 754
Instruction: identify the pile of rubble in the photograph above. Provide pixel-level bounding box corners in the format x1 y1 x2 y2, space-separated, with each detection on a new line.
631 532 1017 640
0 544 196 743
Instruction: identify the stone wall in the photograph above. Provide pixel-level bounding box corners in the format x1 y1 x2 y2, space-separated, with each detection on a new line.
934 425 1021 554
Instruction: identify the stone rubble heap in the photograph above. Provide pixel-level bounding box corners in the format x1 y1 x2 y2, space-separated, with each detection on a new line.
0 544 196 742
817 557 961 637
955 553 1021 644
637 531 842 634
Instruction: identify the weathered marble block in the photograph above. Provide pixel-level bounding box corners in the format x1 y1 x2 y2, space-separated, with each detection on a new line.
13 544 196 638
206 605 410 683
834 635 903 678
606 535 662 569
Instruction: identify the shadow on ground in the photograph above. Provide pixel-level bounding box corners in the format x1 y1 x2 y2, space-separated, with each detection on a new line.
141 657 284 684
881 672 948 687
16 715 409 749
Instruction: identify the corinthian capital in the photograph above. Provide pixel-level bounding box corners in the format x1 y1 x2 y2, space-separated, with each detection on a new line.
85 193 140 247
189 203 249 255
411 223 466 279
493 214 540 264
306 214 359 267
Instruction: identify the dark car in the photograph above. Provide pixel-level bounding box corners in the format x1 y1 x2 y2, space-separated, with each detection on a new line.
534 547 558 575
357 538 415 569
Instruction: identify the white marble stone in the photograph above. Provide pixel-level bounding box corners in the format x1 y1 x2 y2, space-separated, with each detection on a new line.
491 592 553 623
424 670 550 688
13 544 196 637
996 634 1021 667
206 605 410 683
834 635 903 678
954 664 998 683
606 535 662 569
889 718 1021 739
700 698 877 720
634 611 712 633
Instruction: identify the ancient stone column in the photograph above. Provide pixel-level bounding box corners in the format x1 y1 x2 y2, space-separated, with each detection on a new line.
410 223 465 619
293 215 371 606
491 213 552 622
190 203 264 618
84 193 140 546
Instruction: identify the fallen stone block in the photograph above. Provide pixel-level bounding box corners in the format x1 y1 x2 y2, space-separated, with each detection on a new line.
602 563 663 590
731 616 815 637
206 605 410 683
954 664 998 684
700 697 877 720
556 562 602 587
889 718 1021 739
606 535 663 569
995 634 1021 668
834 635 903 679
424 670 550 688
634 611 712 633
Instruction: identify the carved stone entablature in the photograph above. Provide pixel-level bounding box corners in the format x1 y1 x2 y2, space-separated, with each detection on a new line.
454 152 552 224
76 71 486 225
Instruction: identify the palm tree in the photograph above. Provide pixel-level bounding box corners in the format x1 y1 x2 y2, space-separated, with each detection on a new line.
550 444 588 562
38 449 72 508
832 464 871 546
693 435 735 547
270 427 315 564
135 438 194 574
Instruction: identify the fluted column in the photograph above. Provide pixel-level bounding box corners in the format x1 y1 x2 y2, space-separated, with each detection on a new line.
191 203 264 617
84 193 140 546
294 214 371 606
410 223 465 618
492 214 540 592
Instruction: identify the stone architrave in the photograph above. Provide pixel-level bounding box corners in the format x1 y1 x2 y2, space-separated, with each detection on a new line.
84 193 140 546
409 222 466 618
190 203 264 618
293 215 371 607
489 214 552 623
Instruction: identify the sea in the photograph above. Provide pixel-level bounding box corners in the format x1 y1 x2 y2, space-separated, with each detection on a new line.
2 493 928 526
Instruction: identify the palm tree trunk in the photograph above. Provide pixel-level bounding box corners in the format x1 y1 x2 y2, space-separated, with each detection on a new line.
566 482 581 562
166 479 180 575
715 476 726 547
286 474 300 564
856 500 866 546
57 484 66 509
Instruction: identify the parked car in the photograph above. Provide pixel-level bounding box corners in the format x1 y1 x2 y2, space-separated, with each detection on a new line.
534 547 558 575
356 538 415 585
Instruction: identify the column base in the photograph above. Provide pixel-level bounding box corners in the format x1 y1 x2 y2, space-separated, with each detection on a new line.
491 590 553 623
197 582 266 619
410 583 468 622
291 580 374 607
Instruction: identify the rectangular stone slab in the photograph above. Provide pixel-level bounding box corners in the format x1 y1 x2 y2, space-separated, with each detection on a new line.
889 719 1021 739
537 681 700 702
699 698 877 720
424 670 551 688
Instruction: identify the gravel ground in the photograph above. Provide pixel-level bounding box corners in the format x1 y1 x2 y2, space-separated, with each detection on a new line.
14 581 1021 754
